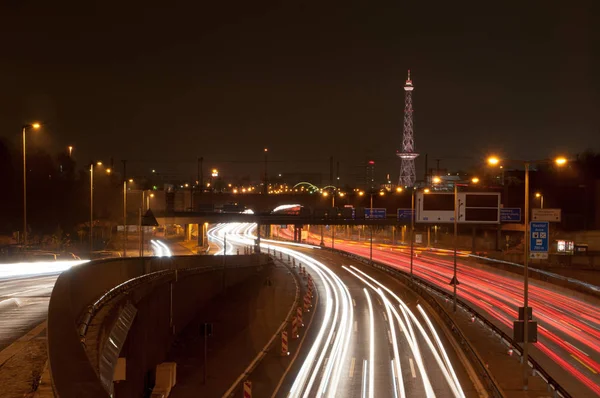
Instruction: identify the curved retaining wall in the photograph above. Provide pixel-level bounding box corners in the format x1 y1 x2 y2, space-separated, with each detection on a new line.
47 254 269 398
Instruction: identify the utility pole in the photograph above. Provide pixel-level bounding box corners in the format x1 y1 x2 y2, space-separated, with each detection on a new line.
199 157 204 191
122 160 127 257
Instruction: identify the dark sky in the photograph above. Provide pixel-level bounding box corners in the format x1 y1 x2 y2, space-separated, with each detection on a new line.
1 1 597 184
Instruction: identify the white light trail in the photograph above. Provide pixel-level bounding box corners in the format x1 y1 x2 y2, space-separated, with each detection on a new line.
0 260 89 279
212 223 354 397
364 288 375 398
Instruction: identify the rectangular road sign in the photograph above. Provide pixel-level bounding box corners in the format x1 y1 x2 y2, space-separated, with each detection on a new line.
365 208 386 219
500 208 521 222
530 221 549 259
397 208 413 220
532 208 561 222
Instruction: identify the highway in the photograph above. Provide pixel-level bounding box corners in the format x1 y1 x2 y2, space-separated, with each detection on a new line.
208 223 477 397
0 274 57 351
280 227 600 396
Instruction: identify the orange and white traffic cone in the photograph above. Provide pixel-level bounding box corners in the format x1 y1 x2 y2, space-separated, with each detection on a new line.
304 293 311 312
243 380 252 398
292 317 299 338
281 330 289 356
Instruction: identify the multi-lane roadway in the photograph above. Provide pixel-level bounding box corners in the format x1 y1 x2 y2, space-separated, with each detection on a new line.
278 227 600 396
209 223 478 397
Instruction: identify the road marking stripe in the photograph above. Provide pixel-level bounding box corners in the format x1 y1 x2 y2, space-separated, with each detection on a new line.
382 312 387 322
354 321 358 332
387 330 392 344
409 358 416 378
349 357 356 378
565 340 590 357
353 299 356 307
571 354 598 374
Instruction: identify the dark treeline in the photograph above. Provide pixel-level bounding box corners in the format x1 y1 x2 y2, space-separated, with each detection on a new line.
0 138 121 243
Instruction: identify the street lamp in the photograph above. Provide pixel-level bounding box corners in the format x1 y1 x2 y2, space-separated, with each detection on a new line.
535 192 544 209
68 146 73 157
21 122 42 246
90 162 110 255
488 155 567 390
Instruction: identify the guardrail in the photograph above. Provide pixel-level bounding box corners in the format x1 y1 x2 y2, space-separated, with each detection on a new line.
222 249 301 397
327 248 571 398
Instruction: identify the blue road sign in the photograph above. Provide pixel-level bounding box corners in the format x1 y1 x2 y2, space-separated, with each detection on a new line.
530 222 549 259
501 208 521 222
397 208 414 220
365 208 387 219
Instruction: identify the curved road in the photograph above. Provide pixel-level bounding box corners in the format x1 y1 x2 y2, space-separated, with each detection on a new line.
281 227 600 396
209 223 478 397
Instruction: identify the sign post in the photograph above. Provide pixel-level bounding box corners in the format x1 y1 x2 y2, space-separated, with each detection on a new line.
529 222 549 259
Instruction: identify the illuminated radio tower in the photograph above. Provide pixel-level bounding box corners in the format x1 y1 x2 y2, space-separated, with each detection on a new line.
397 70 419 187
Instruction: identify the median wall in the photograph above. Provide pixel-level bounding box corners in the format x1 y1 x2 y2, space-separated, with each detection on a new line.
47 254 270 398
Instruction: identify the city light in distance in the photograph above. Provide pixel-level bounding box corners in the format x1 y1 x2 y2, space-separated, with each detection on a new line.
555 157 567 166
424 188 431 193
471 177 479 184
535 192 542 198
396 187 403 193
432 176 442 184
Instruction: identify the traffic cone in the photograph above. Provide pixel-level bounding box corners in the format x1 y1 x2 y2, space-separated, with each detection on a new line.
243 380 252 398
281 330 289 356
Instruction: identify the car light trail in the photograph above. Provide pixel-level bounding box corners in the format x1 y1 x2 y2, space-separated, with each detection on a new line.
0 260 89 279
211 223 354 397
346 265 463 398
364 288 375 398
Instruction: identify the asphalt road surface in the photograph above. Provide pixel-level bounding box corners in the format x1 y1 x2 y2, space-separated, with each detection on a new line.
0 274 57 351
280 228 600 397
209 223 478 397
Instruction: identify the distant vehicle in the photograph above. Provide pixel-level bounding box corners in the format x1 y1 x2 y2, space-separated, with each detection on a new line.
91 251 122 259
29 252 58 261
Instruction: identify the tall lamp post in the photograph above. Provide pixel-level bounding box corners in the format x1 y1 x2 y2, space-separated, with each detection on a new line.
263 148 268 194
22 123 41 246
535 192 544 209
488 155 567 390
90 161 109 255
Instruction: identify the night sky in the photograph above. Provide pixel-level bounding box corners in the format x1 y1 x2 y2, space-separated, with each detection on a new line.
1 1 597 184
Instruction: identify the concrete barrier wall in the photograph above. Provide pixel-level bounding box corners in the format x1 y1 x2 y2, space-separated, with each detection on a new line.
112 263 264 396
47 254 269 398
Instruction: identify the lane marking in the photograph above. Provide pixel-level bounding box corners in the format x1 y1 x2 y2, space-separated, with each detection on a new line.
571 354 598 374
565 340 590 357
361 360 368 398
349 357 356 378
353 299 356 307
387 330 393 344
377 297 383 306
409 358 417 378
354 321 358 332
382 311 388 322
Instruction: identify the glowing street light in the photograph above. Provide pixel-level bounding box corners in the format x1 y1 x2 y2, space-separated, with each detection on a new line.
535 192 544 209
487 156 500 166
211 169 219 177
396 187 403 193
555 157 567 166
68 146 74 157
471 177 480 184
432 176 442 184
